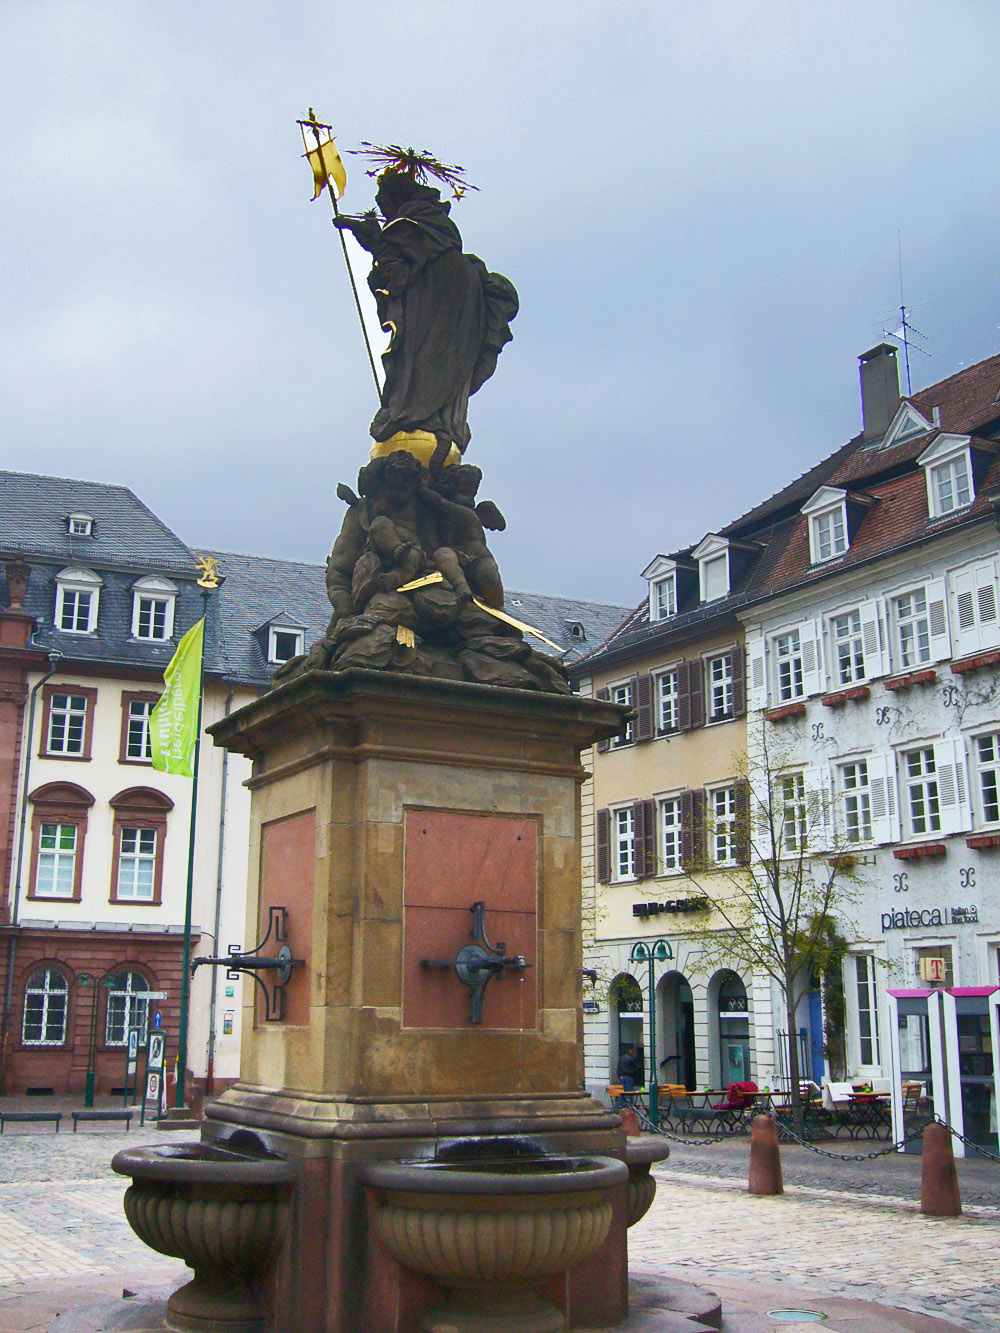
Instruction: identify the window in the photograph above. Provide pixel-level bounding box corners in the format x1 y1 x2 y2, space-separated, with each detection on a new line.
652 576 676 621
613 806 636 880
660 796 682 873
710 785 737 864
838 760 872 843
611 681 634 746
831 611 865 685
268 626 305 664
54 567 101 634
930 455 972 516
706 654 733 721
780 773 807 854
67 512 93 536
903 748 940 836
951 560 1000 659
34 824 78 898
105 970 152 1046
701 554 728 602
975 733 1000 824
21 968 69 1046
109 787 173 905
26 782 93 903
914 945 953 989
852 954 881 1067
46 693 88 755
657 668 679 733
773 630 804 702
812 507 847 562
120 693 157 763
893 590 930 668
131 576 177 641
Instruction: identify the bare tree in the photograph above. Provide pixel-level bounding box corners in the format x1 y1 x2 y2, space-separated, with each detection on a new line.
683 727 860 1134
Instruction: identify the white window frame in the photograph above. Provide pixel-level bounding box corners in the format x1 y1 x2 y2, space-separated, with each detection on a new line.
773 629 804 702
837 758 873 844
125 699 154 761
656 667 679 733
116 827 158 901
659 794 683 874
705 653 733 722
54 567 101 635
47 692 89 755
847 951 882 1072
21 968 69 1046
803 487 849 565
830 609 865 686
902 746 941 837
105 971 151 1047
35 822 78 898
691 535 730 604
612 805 636 881
610 681 634 747
652 576 676 621
892 588 931 669
67 512 93 536
918 435 976 519
708 784 737 866
267 625 305 665
131 576 178 641
974 731 1000 827
780 772 808 854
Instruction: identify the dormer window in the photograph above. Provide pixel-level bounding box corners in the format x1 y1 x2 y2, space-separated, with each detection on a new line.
802 487 849 565
54 567 101 635
875 401 934 451
653 576 676 620
67 512 94 537
566 621 586 642
918 435 976 519
131 575 178 641
691 536 732 604
268 625 305 664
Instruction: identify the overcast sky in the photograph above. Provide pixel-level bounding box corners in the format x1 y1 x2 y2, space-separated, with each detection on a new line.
4 2 1000 607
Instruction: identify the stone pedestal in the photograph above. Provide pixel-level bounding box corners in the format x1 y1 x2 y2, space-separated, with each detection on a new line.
204 669 627 1333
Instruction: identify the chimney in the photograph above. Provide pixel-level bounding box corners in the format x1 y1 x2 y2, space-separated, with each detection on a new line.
859 343 901 442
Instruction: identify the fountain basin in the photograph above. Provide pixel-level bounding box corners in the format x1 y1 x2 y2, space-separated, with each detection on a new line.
623 1136 670 1227
362 1153 627 1333
112 1138 295 1332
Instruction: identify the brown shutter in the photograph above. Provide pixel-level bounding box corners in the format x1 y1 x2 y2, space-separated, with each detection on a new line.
596 687 611 753
643 798 656 877
731 645 746 718
735 778 751 864
596 807 610 883
635 673 654 742
676 659 692 731
681 789 705 870
632 799 646 880
689 659 705 728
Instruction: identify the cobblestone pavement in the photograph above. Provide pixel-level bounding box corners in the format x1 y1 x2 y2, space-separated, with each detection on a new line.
0 1111 998 1330
633 1139 1000 1332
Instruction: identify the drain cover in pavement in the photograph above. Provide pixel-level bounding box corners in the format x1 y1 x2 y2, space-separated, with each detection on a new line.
766 1312 827 1323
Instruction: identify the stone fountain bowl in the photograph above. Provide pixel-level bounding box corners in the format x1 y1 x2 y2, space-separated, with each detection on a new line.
624 1136 670 1227
112 1137 295 1332
362 1152 628 1333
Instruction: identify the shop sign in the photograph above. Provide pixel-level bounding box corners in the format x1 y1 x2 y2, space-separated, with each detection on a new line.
881 905 978 931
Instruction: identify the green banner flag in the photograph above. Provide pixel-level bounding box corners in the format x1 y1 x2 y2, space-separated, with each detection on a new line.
150 618 204 777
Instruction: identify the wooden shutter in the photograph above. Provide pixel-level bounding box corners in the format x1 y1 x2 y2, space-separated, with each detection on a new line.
731 645 747 718
858 599 887 680
952 561 1000 657
804 765 832 853
677 659 692 731
746 629 768 710
933 737 972 835
867 753 900 845
799 618 824 697
681 789 705 870
635 673 654 742
596 687 611 753
925 577 951 663
596 807 610 883
632 798 656 879
688 659 705 728
734 778 751 864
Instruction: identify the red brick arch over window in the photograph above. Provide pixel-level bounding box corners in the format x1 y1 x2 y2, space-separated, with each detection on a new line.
109 787 174 906
27 781 95 902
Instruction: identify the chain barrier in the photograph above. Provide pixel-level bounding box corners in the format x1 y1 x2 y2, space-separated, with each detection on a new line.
774 1117 924 1160
933 1115 1000 1164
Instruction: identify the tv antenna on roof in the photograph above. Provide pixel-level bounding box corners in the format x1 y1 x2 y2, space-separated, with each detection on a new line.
878 231 929 394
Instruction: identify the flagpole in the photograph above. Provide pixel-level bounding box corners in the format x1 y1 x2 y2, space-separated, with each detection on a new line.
174 577 213 1110
299 108 382 394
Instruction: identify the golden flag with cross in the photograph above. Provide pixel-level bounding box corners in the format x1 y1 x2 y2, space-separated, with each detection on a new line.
306 136 347 200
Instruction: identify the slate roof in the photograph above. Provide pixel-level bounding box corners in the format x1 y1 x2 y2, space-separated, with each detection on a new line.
0 470 193 572
0 469 628 687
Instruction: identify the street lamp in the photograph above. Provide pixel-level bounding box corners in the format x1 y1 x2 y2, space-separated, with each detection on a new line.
77 971 115 1108
628 939 673 1125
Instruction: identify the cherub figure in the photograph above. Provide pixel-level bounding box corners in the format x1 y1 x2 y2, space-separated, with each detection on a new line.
420 464 505 608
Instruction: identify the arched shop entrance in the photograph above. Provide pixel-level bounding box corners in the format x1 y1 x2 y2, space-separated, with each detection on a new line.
609 974 644 1084
715 970 751 1085
657 971 695 1090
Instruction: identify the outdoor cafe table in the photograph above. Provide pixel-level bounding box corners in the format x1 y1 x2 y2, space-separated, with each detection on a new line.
845 1093 892 1139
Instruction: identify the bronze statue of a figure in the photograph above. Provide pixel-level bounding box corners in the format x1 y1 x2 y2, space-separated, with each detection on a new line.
336 171 518 468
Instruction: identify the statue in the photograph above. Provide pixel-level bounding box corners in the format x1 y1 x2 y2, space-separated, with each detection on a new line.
279 143 568 695
335 168 518 470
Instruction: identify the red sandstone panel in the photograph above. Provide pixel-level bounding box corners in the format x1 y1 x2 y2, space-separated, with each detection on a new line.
403 810 539 1030
259 811 315 1026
